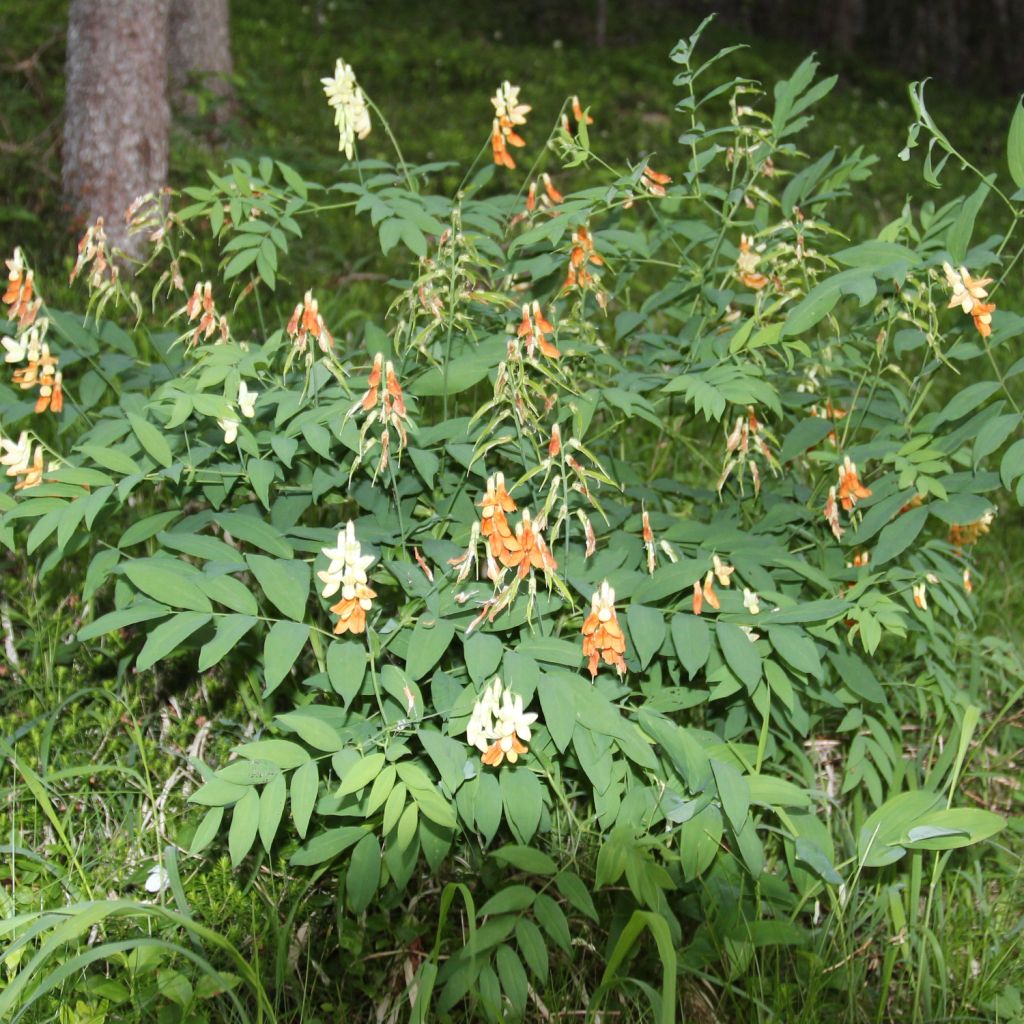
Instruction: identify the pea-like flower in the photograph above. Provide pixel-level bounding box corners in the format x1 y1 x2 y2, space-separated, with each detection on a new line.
321 59 372 160
467 677 538 767
318 521 377 635
238 380 258 418
581 580 627 677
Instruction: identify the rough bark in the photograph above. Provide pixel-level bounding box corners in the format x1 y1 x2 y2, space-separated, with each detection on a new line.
63 0 170 259
167 0 234 123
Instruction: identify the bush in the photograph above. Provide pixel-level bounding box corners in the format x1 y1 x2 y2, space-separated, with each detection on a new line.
2 19 1021 1021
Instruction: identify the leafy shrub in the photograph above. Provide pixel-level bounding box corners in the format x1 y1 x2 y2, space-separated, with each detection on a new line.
3 18 1021 1021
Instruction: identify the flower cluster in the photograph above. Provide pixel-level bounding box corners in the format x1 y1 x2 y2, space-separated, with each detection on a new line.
478 472 557 581
0 431 46 491
581 580 626 677
286 289 334 357
736 233 769 290
560 93 594 135
823 456 872 540
562 225 604 294
184 281 228 347
717 406 779 495
640 164 672 197
347 351 411 476
4 248 40 329
466 677 538 767
516 302 559 359
948 509 995 549
944 262 995 338
217 379 258 445
322 59 372 160
3 250 61 416
490 81 530 169
693 555 734 615
69 217 117 290
318 522 376 635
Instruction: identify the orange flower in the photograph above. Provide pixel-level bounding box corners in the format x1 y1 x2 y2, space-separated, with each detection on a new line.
548 422 562 459
912 582 928 611
287 289 334 353
641 165 671 197
517 302 560 359
692 570 720 615
963 567 973 593
562 225 603 292
823 485 844 540
542 172 564 204
736 234 768 290
711 554 735 587
490 81 530 169
837 456 871 512
479 471 518 564
642 508 656 574
581 580 626 677
4 248 41 329
35 369 62 414
571 94 594 125
500 508 557 579
11 443 44 491
944 262 996 338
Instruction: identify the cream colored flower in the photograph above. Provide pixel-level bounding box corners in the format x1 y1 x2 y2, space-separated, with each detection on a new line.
238 380 258 418
743 588 760 615
467 677 538 767
218 417 238 444
322 59 372 159
0 431 31 472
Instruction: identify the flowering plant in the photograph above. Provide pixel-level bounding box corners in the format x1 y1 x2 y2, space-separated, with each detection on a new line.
2 21 1020 1019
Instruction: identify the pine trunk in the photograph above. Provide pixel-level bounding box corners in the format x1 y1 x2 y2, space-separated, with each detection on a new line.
167 0 234 123
63 0 170 259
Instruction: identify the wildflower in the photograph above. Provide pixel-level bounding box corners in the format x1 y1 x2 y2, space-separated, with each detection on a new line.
579 510 596 557
467 677 538 767
35 369 62 414
571 94 594 125
743 588 760 615
499 508 557 580
736 234 769 290
413 546 434 583
286 290 333 354
490 81 530 169
692 571 720 615
581 580 627 677
659 538 678 563
12 342 58 393
185 281 217 345
963 567 973 593
2 334 27 363
10 442 43 490
548 423 562 460
944 262 996 338
218 417 238 444
823 486 844 540
949 509 995 549
238 380 258 418
353 352 383 413
479 471 517 564
563 225 604 292
321 59 372 159
642 508 656 574
448 521 481 584
541 173 563 204
847 550 870 568
0 432 31 474
516 302 560 359
740 625 760 642
641 165 672 197
712 554 735 588
912 582 928 611
837 456 871 511
69 218 116 289
319 522 377 635
4 248 41 329
144 865 170 894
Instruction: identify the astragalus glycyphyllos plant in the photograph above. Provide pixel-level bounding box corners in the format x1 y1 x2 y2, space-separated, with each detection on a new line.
2 16 1022 1020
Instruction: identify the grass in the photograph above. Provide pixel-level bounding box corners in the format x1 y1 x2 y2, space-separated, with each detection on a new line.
1 2 1023 1021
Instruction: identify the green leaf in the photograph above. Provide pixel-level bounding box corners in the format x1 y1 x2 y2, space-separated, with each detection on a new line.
198 613 258 671
902 808 1005 850
626 604 664 669
857 791 943 867
515 918 549 982
290 760 319 838
197 573 259 615
477 884 536 917
418 728 469 793
405 617 456 681
215 512 293 557
711 758 750 832
1008 96 1024 190
936 381 1000 425
973 413 1020 468
337 753 387 797
500 767 543 844
290 825 366 866
237 739 310 770
326 640 367 705
136 611 211 671
947 176 993 265
464 632 503 684
1000 437 1024 489
671 613 710 677
79 444 141 476
716 621 762 688
247 554 309 621
263 620 309 694
536 673 576 752
779 416 836 463
122 560 213 612
871 506 928 565
347 832 381 913
258 773 287 853
495 944 528 1018
766 626 821 678
228 787 259 865
128 413 173 468
277 708 343 751
189 806 223 854
489 844 557 875
119 510 181 548
77 603 170 642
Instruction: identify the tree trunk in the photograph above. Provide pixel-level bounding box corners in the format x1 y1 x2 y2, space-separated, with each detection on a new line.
63 0 170 259
167 0 234 124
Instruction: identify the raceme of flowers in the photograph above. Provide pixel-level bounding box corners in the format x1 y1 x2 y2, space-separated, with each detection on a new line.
69 217 117 290
318 521 377 635
562 225 604 296
478 472 557 580
322 58 372 160
718 405 779 495
736 233 769 290
466 677 538 767
490 81 530 169
184 280 228 347
516 301 560 359
347 351 411 476
287 289 334 356
0 430 46 491
581 580 626 677
944 262 996 338
3 249 63 424
823 456 872 540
